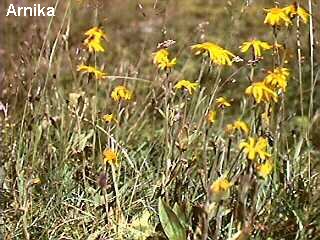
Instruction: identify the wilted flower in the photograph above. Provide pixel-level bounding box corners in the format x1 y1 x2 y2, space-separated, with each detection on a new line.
103 148 119 166
264 67 290 92
264 7 292 26
216 97 231 109
239 137 271 161
174 80 199 95
191 42 235 66
84 26 106 52
153 49 176 71
240 39 272 58
102 113 118 124
245 82 278 103
207 110 217 124
111 86 133 101
258 159 273 179
69 91 85 108
77 64 107 79
283 3 309 24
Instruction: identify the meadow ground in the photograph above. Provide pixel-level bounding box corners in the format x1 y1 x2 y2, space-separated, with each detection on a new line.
1 0 320 239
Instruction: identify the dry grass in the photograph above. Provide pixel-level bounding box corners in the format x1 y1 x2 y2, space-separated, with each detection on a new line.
1 0 320 239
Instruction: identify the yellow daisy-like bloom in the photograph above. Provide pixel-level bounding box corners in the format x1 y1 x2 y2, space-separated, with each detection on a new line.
264 67 290 92
174 80 199 95
258 159 273 179
283 4 309 24
240 39 272 58
216 97 231 109
103 148 119 166
233 120 250 135
245 82 278 103
225 120 250 135
191 42 235 66
84 26 106 52
264 7 292 26
77 64 107 79
111 86 133 102
239 137 271 161
102 113 118 124
153 49 177 71
207 111 217 124
210 178 233 193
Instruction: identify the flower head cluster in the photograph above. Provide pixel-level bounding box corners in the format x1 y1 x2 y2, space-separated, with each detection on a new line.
239 137 271 161
153 49 177 71
258 159 273 179
77 64 107 79
111 86 133 101
191 42 235 66
84 26 106 52
264 7 292 26
102 113 118 124
226 120 250 135
174 80 199 95
283 3 310 24
209 177 233 202
103 148 119 166
245 82 278 103
240 39 272 58
264 4 309 27
264 67 290 92
216 97 231 109
210 178 233 193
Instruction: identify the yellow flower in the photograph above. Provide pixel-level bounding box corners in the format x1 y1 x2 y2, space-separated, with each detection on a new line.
111 86 133 101
216 97 231 109
84 26 106 52
240 39 272 58
191 42 235 66
102 113 118 124
239 137 271 161
225 120 250 135
264 7 292 26
77 64 107 79
153 49 177 71
103 148 119 166
210 178 233 193
207 111 217 124
233 120 250 135
283 4 309 24
174 80 199 95
264 67 290 92
245 82 278 103
258 159 273 179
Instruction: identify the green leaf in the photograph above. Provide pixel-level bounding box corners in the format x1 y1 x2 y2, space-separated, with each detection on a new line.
173 203 188 228
158 198 186 240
